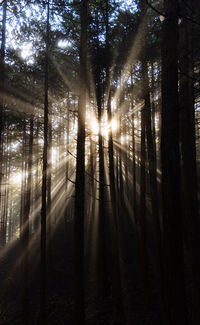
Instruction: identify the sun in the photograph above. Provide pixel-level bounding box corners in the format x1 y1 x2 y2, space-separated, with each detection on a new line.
87 111 118 137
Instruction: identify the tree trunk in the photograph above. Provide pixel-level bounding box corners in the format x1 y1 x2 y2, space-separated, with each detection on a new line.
105 3 125 321
142 58 163 290
73 1 87 324
40 1 50 323
95 8 108 298
161 1 187 323
179 13 200 321
22 116 33 322
0 0 7 228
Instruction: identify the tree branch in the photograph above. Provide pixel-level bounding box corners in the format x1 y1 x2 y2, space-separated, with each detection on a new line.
144 0 165 17
66 177 76 185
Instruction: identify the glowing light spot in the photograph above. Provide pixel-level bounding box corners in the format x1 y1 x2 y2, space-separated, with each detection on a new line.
58 39 72 49
11 172 22 186
73 121 78 133
26 8 31 18
89 116 118 138
20 42 34 64
155 115 159 129
111 99 117 111
111 119 118 132
51 148 58 164
21 43 32 58
91 119 99 135
86 111 91 120
160 15 165 22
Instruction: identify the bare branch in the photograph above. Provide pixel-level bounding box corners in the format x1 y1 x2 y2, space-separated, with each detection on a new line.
66 177 76 185
144 0 165 17
86 171 110 186
67 150 77 159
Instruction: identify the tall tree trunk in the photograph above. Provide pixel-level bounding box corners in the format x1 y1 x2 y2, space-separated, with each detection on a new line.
142 58 163 288
179 13 200 321
47 117 52 263
20 121 27 239
161 1 187 323
105 3 125 321
130 69 138 231
139 101 150 307
22 116 33 322
40 1 50 323
95 8 108 298
0 0 7 226
34 119 40 233
150 62 157 153
73 1 87 324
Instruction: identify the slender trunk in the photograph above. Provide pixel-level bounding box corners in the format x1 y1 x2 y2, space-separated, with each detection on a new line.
65 93 70 192
142 58 162 277
47 117 52 257
73 1 87 324
8 189 13 242
105 4 125 321
131 70 138 231
139 102 150 306
34 119 40 233
40 1 50 323
150 62 157 153
0 0 7 226
20 121 26 239
22 116 33 321
2 131 9 246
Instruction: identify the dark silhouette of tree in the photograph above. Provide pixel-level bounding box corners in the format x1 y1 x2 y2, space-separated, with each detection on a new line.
105 1 125 323
40 1 50 324
22 116 33 322
161 0 187 323
0 0 7 246
179 3 200 320
73 0 88 324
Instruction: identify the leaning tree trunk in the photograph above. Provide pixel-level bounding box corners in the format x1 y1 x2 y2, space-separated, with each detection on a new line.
73 1 87 324
161 0 187 324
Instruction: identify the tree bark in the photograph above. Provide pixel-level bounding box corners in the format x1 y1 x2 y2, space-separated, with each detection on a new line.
179 13 200 321
0 0 7 229
73 1 87 324
40 1 50 324
161 1 187 323
22 116 33 321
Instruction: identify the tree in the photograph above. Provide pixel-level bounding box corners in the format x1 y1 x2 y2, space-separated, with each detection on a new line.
161 0 187 323
22 116 33 322
179 3 200 320
73 0 88 324
105 1 125 323
40 1 50 324
0 0 7 246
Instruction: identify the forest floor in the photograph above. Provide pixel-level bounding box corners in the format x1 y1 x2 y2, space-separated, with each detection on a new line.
0 207 165 325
